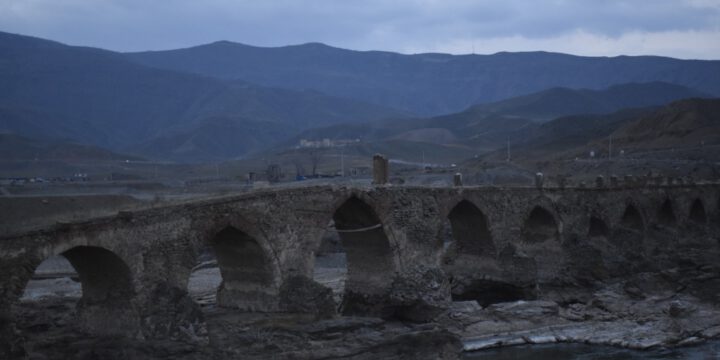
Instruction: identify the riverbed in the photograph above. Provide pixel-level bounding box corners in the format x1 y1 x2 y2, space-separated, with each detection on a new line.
465 341 720 359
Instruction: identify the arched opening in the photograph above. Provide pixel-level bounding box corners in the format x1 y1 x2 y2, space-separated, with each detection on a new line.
21 255 80 302
689 199 707 225
332 196 395 315
588 216 609 239
186 244 222 310
620 205 644 232
611 204 645 254
522 206 559 243
62 247 134 305
447 200 495 256
209 226 277 311
657 199 677 226
17 246 135 343
313 221 346 305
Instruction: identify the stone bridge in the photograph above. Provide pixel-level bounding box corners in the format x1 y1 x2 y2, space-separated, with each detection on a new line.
1 183 719 342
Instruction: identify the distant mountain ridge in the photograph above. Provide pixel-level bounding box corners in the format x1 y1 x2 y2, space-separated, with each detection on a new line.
0 31 407 161
126 40 720 115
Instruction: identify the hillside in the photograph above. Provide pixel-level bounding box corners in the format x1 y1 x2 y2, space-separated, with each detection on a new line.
0 32 406 161
283 82 707 159
478 98 720 165
135 116 299 162
126 41 720 115
479 107 656 162
607 98 720 152
0 106 98 143
466 82 707 122
0 134 142 161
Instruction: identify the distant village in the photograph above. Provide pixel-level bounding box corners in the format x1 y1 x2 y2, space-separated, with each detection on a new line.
0 174 89 185
298 138 360 148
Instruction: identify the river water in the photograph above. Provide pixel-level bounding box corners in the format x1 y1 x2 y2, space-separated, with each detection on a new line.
464 342 720 359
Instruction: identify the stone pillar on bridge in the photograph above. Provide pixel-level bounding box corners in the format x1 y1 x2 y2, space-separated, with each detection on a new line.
535 172 544 189
373 154 389 185
453 173 463 187
610 175 619 188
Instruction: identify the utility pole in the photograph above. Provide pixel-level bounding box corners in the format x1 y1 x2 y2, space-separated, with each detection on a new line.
506 138 511 162
340 148 345 177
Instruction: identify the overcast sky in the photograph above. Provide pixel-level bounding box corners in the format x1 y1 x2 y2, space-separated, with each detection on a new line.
1 0 719 59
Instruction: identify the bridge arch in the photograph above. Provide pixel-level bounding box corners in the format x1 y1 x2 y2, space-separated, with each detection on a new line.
331 195 397 315
588 216 610 239
620 203 645 232
446 199 495 257
657 198 677 226
60 246 135 306
610 201 646 253
17 244 138 336
522 205 560 243
200 224 280 311
689 198 707 225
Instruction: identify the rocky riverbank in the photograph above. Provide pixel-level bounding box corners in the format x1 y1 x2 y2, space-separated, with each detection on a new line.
453 265 720 352
10 238 720 359
11 266 720 359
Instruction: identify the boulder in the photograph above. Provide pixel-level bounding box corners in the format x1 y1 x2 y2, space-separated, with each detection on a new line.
668 300 696 318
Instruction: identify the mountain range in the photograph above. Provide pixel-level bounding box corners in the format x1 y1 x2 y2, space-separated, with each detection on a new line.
0 32 406 161
0 31 719 163
126 41 720 116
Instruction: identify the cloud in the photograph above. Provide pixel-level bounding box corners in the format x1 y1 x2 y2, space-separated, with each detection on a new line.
410 29 720 60
0 0 718 58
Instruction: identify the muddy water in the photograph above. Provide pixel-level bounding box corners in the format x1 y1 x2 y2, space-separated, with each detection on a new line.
464 342 720 359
